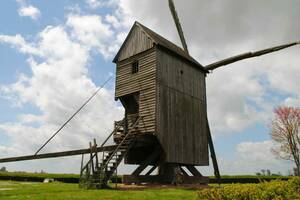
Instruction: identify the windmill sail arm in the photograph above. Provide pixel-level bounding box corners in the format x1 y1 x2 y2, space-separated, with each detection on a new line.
205 41 300 71
168 0 189 54
0 145 116 163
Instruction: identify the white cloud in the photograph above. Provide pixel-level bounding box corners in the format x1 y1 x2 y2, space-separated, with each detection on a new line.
105 14 121 29
16 0 41 20
0 34 40 55
0 19 123 172
237 140 274 161
233 140 293 174
85 0 103 9
67 14 125 59
67 15 112 46
18 5 41 20
85 0 119 9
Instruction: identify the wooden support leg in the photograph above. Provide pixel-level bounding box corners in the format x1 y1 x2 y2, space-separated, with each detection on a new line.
158 163 180 184
145 165 157 176
80 154 84 178
132 147 161 176
89 142 94 174
93 139 98 168
185 165 202 177
132 164 148 176
180 167 189 176
207 120 221 184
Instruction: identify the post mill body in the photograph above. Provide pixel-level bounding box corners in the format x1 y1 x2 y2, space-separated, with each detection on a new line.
113 22 209 184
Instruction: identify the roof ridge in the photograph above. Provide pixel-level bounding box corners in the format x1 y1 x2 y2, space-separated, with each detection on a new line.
114 21 208 72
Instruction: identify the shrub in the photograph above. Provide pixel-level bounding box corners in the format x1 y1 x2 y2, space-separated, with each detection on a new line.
197 177 300 200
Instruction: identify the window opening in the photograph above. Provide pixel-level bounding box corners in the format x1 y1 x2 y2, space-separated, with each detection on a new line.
132 60 139 74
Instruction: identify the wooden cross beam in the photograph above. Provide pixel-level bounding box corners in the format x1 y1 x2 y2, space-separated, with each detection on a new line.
0 145 116 163
205 41 300 71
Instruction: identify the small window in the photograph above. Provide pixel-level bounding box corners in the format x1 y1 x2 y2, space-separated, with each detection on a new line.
131 60 139 74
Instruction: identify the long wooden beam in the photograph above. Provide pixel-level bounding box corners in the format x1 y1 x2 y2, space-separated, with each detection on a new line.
168 0 189 54
207 119 221 184
205 41 300 71
0 145 116 163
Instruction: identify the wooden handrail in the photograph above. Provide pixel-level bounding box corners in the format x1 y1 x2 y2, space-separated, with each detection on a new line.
80 119 125 173
99 116 141 172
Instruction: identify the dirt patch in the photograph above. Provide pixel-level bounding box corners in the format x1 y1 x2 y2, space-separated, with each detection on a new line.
0 182 15 186
111 183 211 190
0 188 14 191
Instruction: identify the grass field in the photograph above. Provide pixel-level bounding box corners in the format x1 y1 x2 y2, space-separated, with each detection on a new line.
0 181 197 200
0 177 299 200
0 171 291 184
0 172 79 179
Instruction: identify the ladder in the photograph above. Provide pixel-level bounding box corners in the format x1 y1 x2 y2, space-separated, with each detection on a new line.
79 116 141 188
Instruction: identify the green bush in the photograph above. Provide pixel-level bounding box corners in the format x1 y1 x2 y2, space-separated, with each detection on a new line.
198 177 300 200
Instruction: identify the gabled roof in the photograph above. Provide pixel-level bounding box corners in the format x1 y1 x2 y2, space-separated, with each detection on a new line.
113 21 208 72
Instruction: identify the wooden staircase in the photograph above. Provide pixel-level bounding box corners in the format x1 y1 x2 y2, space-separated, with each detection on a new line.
79 116 141 189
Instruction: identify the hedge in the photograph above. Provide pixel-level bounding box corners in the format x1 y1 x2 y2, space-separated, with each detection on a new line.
198 177 300 200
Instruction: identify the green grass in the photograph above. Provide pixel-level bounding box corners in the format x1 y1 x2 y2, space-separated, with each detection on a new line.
0 181 197 200
0 177 298 200
0 171 291 181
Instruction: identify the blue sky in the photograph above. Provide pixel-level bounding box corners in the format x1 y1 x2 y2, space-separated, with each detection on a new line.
0 0 299 175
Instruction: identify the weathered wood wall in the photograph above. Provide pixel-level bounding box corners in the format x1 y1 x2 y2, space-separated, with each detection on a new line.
115 48 156 133
117 26 154 62
156 48 209 166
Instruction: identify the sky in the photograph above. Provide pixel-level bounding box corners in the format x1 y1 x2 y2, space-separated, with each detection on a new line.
0 0 299 176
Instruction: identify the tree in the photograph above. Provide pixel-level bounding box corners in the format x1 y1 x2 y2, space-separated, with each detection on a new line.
0 167 7 172
270 106 300 176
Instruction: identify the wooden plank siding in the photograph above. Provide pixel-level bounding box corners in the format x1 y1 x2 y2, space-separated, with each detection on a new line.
118 25 154 62
156 48 209 166
115 48 156 133
114 22 209 166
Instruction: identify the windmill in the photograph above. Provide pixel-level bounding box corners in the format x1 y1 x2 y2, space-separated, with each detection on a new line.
0 0 299 188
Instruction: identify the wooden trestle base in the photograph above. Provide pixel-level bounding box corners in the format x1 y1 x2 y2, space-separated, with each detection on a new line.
122 164 209 185
123 174 209 185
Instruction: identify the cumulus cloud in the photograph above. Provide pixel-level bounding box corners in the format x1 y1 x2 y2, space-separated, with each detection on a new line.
237 140 274 161
0 34 40 55
85 0 119 9
18 5 41 20
16 0 41 20
67 15 112 45
0 17 123 172
66 14 127 59
85 0 103 9
233 140 293 174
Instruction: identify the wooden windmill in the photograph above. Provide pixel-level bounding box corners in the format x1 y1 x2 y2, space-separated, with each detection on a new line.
0 0 299 189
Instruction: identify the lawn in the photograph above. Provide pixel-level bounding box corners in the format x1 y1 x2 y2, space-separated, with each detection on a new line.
1 177 299 200
0 181 197 200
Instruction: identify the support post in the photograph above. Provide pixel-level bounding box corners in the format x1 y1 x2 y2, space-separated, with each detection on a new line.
80 154 84 178
145 166 157 176
89 142 94 174
207 120 221 184
132 148 161 176
93 139 98 168
185 165 202 177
